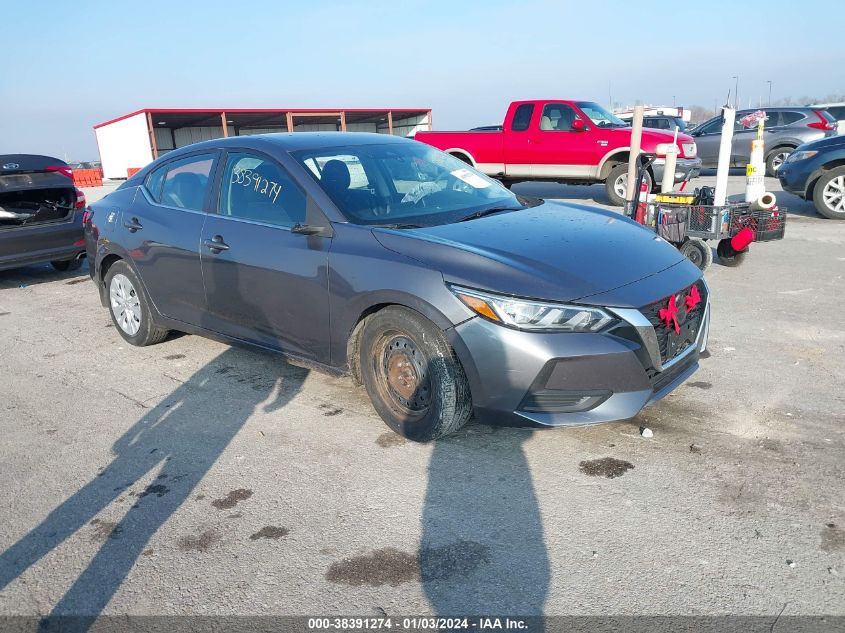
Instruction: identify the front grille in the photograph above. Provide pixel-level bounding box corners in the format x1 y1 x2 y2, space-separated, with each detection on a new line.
640 280 707 365
648 350 698 393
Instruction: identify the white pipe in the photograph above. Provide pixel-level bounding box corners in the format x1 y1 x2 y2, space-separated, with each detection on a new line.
713 107 735 207
625 105 644 203
745 138 766 202
751 192 777 211
660 126 680 193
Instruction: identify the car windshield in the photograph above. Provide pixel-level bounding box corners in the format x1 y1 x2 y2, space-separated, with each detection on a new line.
576 101 630 128
293 142 534 227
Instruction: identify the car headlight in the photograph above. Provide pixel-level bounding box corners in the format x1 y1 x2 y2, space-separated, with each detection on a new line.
786 150 818 163
450 285 615 332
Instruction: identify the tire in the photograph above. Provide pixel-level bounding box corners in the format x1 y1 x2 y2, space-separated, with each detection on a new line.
605 163 651 207
104 260 168 346
359 306 472 442
679 238 713 271
51 258 83 272
716 238 748 267
812 166 845 219
765 147 793 177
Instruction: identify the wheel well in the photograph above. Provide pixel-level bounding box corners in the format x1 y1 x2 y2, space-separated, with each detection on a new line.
448 151 473 165
767 144 797 157
99 254 122 282
599 152 630 179
806 159 845 200
346 303 397 383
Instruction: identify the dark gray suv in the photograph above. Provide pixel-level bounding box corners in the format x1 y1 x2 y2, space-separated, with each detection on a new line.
689 107 838 176
85 133 709 441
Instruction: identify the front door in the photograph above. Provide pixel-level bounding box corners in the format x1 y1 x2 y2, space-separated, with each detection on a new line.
125 152 216 325
200 150 332 361
529 103 596 179
692 117 728 167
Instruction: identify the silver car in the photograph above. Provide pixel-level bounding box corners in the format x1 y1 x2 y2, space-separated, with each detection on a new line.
689 107 838 176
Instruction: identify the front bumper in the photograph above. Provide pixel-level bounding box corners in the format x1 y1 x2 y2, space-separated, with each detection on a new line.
776 160 816 198
651 157 702 184
447 292 710 427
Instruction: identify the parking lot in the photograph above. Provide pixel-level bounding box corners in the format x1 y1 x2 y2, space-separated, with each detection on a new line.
0 172 843 620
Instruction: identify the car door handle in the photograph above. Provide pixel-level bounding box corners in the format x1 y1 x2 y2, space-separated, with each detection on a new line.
123 217 143 232
203 236 229 253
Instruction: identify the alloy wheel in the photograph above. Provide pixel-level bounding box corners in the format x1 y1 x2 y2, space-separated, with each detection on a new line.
822 175 845 214
109 273 141 336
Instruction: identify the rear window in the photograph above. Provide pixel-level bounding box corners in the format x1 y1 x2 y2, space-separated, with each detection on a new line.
780 111 805 126
511 104 534 131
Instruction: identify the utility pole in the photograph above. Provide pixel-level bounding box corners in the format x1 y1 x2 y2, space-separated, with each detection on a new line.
732 76 739 109
673 95 676 107
767 80 772 105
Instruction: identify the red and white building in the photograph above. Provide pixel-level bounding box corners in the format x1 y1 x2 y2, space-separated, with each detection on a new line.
94 107 432 179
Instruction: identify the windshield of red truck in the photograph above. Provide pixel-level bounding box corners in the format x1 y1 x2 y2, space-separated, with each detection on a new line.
576 102 630 129
293 143 530 226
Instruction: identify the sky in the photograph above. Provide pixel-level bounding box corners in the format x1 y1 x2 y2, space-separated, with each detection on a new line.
2 0 843 161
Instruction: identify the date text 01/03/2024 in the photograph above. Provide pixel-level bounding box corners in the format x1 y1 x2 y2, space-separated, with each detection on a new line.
307 617 530 630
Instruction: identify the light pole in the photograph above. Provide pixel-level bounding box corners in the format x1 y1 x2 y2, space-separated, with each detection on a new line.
732 76 739 108
767 80 772 106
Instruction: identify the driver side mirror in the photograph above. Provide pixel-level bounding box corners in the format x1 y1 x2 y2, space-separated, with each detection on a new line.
571 118 586 131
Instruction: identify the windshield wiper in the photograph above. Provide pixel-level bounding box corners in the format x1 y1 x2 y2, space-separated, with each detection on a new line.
458 205 523 223
377 222 423 229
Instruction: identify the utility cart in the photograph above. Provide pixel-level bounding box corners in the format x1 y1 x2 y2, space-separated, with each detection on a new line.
624 154 787 271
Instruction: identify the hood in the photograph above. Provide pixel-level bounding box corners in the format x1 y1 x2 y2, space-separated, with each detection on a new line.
602 127 695 155
795 133 845 152
372 200 699 307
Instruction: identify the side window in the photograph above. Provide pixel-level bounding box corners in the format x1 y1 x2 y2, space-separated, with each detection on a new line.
219 152 305 228
540 103 580 131
511 104 534 131
144 166 166 203
763 112 783 127
697 118 722 135
158 154 215 211
779 111 803 126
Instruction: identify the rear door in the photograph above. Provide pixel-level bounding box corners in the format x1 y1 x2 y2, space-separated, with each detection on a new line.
200 150 332 360
503 102 536 178
124 152 216 325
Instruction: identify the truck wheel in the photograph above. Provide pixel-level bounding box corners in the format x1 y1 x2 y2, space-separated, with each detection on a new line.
812 166 845 219
765 148 792 176
359 306 472 442
606 163 651 207
679 238 713 271
716 238 748 267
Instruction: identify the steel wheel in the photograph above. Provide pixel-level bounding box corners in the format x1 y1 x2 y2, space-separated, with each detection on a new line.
109 273 141 336
822 175 845 213
375 333 431 417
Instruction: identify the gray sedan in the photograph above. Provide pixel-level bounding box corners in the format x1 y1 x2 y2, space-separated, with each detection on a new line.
689 107 838 176
85 133 709 441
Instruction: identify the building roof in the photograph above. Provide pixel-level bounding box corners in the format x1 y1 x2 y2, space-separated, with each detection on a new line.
94 107 431 129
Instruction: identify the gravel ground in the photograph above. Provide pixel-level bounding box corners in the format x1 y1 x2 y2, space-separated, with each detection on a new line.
0 173 842 622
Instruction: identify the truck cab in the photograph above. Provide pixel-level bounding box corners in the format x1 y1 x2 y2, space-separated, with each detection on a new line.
415 99 701 206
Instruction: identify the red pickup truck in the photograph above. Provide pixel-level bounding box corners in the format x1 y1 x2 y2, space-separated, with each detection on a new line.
415 100 701 206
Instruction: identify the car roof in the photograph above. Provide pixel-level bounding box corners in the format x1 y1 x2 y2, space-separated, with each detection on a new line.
161 132 410 159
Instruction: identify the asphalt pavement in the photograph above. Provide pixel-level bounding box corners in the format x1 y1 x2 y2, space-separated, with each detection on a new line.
0 173 842 623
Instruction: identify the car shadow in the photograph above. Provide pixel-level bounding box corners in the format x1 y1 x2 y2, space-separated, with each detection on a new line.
0 260 89 290
420 332 549 622
0 346 307 631
0 252 308 632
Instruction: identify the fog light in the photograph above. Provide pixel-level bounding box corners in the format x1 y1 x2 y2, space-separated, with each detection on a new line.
519 390 611 413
